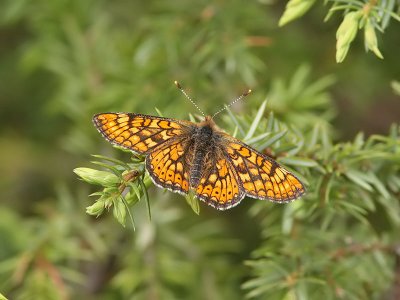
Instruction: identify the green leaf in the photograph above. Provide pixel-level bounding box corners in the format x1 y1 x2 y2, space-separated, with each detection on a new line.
139 177 151 221
367 172 390 200
278 157 318 168
266 111 275 132
74 168 120 186
380 0 396 29
245 100 267 140
185 190 200 215
0 293 9 300
256 130 287 151
121 196 136 231
279 0 317 26
364 18 383 59
113 197 127 226
344 169 373 191
391 81 400 96
154 107 164 117
86 198 106 216
245 131 272 145
225 105 245 137
336 11 362 63
127 182 142 204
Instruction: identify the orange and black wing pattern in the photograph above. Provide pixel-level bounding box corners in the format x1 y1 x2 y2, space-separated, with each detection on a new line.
224 138 305 202
145 137 193 195
195 150 244 210
93 113 192 154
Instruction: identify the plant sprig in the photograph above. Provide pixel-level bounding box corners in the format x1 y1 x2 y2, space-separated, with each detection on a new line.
279 0 400 62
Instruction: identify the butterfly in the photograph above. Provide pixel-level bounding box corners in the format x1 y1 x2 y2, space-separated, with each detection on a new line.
93 105 305 210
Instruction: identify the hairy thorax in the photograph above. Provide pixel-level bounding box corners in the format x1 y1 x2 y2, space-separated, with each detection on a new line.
188 117 222 187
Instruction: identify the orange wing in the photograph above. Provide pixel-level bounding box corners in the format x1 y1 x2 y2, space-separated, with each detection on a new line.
195 150 244 210
145 138 193 195
93 113 192 154
224 140 305 202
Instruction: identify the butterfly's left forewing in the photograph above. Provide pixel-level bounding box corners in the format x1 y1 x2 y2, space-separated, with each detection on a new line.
93 113 192 154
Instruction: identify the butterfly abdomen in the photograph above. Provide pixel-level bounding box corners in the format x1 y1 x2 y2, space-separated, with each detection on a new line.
189 124 216 188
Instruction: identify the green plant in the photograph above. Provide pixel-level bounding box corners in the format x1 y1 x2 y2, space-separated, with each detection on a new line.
279 0 400 62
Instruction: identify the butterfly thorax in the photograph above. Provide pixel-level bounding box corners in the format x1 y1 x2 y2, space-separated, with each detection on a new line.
189 116 221 188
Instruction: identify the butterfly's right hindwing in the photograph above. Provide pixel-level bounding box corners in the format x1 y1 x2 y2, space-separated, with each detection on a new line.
195 150 245 210
224 138 305 202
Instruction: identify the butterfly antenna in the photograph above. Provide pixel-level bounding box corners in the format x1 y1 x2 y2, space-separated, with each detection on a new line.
174 81 205 117
212 89 252 119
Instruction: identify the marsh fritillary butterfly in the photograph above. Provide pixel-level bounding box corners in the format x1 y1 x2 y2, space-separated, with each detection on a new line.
93 107 305 210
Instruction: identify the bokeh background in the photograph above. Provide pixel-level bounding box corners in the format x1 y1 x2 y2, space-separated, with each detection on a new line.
1 0 399 299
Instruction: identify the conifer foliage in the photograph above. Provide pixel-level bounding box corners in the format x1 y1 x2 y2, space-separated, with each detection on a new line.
0 0 399 299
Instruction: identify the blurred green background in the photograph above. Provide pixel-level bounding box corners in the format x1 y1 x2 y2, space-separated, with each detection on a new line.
1 0 399 299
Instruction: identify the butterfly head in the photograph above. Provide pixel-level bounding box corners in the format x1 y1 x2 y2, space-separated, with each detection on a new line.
198 115 225 134
200 115 216 127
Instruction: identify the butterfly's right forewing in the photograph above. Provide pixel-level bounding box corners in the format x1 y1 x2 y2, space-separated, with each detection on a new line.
93 113 192 154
